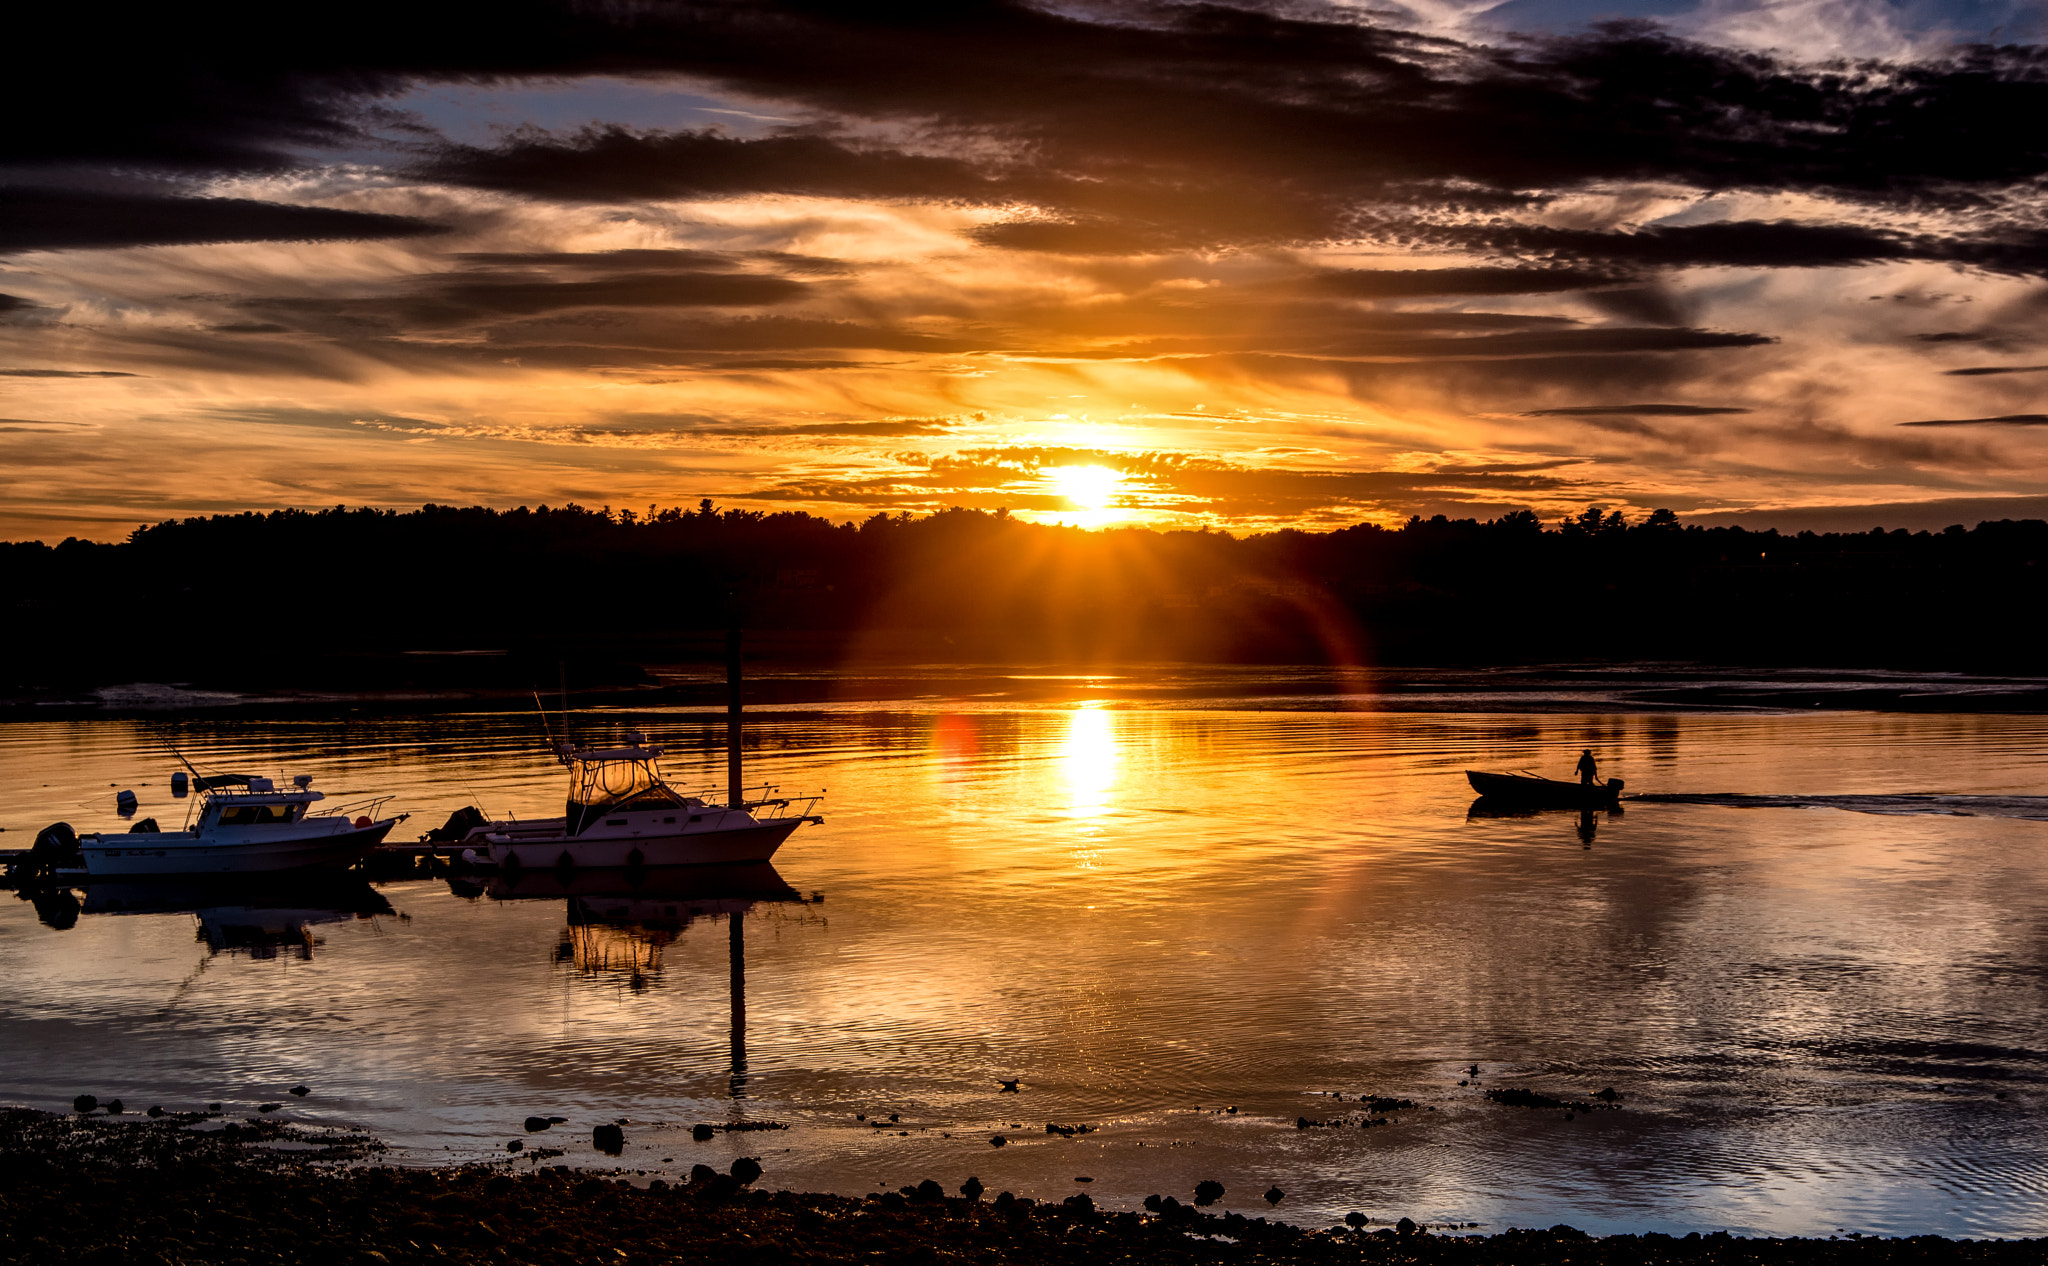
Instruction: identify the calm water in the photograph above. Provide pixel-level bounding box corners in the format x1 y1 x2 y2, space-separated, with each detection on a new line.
2 697 2046 1238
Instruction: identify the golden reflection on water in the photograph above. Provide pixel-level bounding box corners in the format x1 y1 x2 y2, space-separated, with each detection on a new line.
1059 705 1120 825
4 709 2048 1238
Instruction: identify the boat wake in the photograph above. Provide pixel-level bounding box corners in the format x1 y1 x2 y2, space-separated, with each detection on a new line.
1632 792 2048 822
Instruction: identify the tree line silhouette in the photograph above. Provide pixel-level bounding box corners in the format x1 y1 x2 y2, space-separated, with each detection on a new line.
4 501 2044 694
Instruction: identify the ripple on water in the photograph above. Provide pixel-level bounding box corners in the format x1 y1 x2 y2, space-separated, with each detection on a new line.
3 707 2048 1236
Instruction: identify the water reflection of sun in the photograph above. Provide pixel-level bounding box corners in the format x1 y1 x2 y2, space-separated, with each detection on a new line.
1060 708 1120 868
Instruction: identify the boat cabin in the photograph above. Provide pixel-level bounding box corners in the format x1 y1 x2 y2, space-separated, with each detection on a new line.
564 745 690 836
194 776 325 831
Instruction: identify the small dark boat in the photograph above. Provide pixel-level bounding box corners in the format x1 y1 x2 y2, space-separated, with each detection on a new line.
1465 770 1624 808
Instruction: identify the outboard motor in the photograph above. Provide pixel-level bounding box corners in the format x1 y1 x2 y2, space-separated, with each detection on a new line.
424 805 488 843
128 818 159 833
14 822 81 883
1607 778 1625 795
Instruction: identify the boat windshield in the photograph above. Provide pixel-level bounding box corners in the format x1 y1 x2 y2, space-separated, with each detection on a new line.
566 747 682 835
210 802 304 826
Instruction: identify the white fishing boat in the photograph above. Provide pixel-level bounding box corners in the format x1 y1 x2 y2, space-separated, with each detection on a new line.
70 775 405 877
458 738 821 870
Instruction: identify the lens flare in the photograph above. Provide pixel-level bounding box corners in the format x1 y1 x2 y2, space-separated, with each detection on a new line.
1048 465 1123 511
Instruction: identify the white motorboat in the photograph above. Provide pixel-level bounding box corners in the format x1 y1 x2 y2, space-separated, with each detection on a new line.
72 775 405 877
460 740 821 870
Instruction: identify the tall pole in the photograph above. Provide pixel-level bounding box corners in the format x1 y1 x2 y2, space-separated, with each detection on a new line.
726 589 743 809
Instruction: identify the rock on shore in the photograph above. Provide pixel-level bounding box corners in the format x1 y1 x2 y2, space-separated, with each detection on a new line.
0 1108 2039 1266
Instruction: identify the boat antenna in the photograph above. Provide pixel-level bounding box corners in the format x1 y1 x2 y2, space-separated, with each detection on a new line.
532 689 557 749
727 585 744 810
559 660 572 749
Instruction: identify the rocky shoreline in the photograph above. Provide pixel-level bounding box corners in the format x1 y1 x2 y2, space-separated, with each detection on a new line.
1 1107 2039 1266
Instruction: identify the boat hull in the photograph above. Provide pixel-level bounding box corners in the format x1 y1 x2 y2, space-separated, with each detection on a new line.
77 819 400 876
1465 771 1622 808
489 819 802 870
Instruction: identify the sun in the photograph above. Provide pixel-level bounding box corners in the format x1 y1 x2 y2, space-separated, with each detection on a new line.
1047 464 1123 511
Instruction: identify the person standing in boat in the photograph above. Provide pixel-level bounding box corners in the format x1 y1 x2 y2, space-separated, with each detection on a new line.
1575 749 1599 786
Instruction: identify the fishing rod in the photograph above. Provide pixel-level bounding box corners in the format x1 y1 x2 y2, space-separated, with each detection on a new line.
156 733 208 830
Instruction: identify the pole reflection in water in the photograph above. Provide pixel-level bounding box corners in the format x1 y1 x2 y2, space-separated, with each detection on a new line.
730 909 746 1101
473 863 802 1103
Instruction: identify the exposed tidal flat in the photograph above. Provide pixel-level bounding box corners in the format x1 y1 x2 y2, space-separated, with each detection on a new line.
2 698 2046 1240
7 1108 2044 1266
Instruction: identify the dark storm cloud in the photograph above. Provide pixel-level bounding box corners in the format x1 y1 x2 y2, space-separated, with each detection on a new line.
15 0 2048 494
995 284 1581 341
412 10 2048 207
381 316 984 370
1899 413 2048 426
0 368 138 378
1308 269 1623 297
0 189 442 254
452 248 856 275
1166 327 1773 364
18 4 2048 253
238 270 808 334
397 271 807 315
0 294 41 314
405 15 2048 271
1945 364 2048 375
427 128 994 203
1400 219 2048 276
491 316 977 353
1523 404 1753 416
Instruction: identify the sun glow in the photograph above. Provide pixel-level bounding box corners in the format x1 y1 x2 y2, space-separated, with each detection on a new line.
1048 464 1124 512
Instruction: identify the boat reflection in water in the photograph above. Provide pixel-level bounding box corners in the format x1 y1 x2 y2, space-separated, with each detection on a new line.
29 875 394 957
1466 796 1621 847
453 864 810 1097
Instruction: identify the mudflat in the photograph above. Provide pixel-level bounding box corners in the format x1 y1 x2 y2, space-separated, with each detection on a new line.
2 1108 2039 1266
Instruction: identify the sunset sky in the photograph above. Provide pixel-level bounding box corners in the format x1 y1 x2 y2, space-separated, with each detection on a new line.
6 0 2048 541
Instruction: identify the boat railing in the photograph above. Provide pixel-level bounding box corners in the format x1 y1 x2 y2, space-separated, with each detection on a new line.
310 795 396 821
681 783 824 822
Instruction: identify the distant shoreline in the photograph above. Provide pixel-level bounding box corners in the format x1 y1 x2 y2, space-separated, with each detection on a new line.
4 1107 2038 1263
9 507 2047 699
6 662 2048 721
